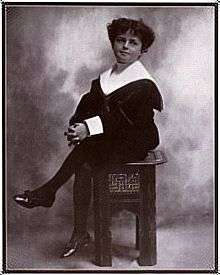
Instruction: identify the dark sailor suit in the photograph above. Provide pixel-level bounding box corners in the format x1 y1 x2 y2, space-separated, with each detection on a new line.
69 61 163 167
67 61 163 234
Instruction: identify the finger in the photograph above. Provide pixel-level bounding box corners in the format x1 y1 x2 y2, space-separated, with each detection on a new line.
72 137 80 142
67 135 74 141
68 138 78 146
68 126 77 132
68 141 75 147
64 131 75 136
68 139 80 147
67 132 77 137
66 133 78 142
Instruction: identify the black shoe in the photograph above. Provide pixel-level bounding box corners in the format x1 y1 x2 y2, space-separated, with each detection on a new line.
62 232 91 258
13 189 55 209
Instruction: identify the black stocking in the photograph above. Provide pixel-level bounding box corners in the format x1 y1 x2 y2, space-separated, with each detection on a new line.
33 142 94 195
73 163 92 234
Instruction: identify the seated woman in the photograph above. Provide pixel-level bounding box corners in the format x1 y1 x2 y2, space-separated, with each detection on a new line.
14 17 163 258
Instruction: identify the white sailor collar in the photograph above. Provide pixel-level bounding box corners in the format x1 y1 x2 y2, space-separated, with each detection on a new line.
100 60 158 95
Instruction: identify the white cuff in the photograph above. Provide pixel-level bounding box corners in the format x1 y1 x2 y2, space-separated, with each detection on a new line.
84 116 104 136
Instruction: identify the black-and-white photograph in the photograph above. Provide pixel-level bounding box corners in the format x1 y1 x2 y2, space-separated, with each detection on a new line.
4 2 217 272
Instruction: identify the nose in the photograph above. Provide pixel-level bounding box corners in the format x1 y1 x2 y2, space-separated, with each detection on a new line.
123 40 129 49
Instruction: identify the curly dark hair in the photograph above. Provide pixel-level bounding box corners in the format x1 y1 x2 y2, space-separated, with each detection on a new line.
107 18 155 52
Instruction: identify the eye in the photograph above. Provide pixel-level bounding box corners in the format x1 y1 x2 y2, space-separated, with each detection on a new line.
130 40 139 46
115 37 125 43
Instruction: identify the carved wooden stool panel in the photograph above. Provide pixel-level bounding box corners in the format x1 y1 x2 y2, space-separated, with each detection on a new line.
93 150 167 267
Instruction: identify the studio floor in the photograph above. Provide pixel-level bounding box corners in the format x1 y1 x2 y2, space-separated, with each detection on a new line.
6 213 215 271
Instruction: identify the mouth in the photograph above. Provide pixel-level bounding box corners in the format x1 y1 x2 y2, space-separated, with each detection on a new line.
119 51 129 56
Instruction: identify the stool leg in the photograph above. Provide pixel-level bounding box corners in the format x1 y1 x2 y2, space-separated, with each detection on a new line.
94 174 112 267
94 203 112 266
138 166 156 266
135 215 139 250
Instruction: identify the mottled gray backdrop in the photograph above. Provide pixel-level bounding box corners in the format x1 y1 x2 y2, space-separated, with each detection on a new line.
6 6 214 240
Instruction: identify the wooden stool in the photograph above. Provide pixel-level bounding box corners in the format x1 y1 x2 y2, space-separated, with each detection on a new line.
93 150 167 267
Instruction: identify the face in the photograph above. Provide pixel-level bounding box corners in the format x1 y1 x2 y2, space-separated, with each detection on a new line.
113 30 143 64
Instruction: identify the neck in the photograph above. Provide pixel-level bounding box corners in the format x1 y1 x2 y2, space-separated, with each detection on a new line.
111 61 137 75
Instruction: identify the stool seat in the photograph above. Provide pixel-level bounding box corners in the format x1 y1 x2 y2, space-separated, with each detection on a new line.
93 150 167 267
126 150 167 166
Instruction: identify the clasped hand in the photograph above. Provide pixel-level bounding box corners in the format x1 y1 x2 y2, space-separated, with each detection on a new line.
64 123 88 146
